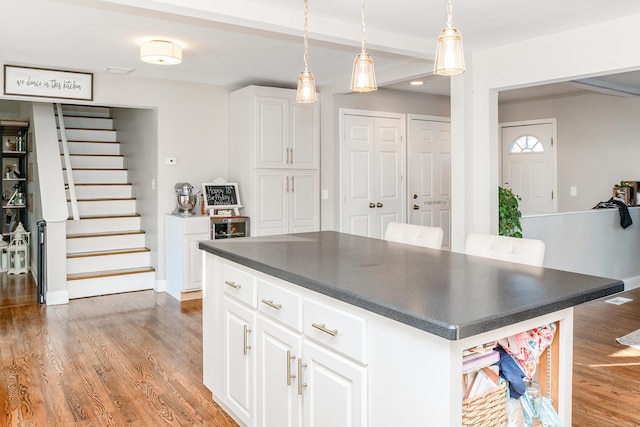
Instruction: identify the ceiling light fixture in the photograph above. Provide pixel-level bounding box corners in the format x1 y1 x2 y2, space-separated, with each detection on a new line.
140 40 182 65
410 81 425 86
433 0 465 76
351 0 377 92
296 0 317 103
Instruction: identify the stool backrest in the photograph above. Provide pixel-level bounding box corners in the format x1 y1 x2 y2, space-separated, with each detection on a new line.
384 222 444 250
465 233 545 266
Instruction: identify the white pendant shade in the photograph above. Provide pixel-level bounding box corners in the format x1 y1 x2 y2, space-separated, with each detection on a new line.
296 69 317 103
351 51 377 92
140 40 182 65
433 26 465 76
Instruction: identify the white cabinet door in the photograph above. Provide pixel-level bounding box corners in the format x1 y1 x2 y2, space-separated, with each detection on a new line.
289 171 319 234
255 170 288 236
254 170 319 236
223 296 256 427
302 340 367 427
290 102 318 170
256 96 289 169
185 233 207 291
256 316 303 427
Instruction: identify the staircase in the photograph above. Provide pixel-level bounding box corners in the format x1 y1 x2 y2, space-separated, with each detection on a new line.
57 105 154 299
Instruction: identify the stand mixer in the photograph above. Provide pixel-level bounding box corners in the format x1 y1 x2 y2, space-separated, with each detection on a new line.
172 182 199 216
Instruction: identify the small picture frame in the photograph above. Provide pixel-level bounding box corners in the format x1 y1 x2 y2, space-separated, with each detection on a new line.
202 182 242 211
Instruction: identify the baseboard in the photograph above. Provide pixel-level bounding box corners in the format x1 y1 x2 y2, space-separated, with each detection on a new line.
623 275 640 291
46 290 69 305
155 278 166 293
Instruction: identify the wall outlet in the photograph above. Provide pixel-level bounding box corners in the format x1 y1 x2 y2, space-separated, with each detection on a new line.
165 157 177 166
321 189 329 200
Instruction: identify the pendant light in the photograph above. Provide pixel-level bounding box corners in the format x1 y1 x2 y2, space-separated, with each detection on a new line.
296 0 317 103
351 0 377 92
433 0 465 76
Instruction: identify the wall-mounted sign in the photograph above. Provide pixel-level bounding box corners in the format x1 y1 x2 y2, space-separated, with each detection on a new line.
3 65 93 101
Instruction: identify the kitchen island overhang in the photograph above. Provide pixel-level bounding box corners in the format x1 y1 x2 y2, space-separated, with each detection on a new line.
199 231 623 426
199 231 623 340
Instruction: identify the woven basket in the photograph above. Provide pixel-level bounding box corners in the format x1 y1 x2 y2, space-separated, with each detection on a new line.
462 381 507 427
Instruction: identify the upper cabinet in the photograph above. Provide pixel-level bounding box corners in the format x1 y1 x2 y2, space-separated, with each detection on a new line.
230 86 320 237
233 86 319 171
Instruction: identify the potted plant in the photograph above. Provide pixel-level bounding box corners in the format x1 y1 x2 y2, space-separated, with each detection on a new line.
498 186 522 238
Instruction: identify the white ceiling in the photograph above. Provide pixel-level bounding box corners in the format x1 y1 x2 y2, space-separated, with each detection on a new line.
4 0 640 98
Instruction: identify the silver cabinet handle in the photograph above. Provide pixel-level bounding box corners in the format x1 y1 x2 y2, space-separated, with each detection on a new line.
225 280 241 289
311 322 338 337
297 358 307 395
289 147 294 164
291 176 295 192
369 203 375 208
243 324 252 355
376 202 383 208
261 299 282 310
287 350 296 386
285 176 290 192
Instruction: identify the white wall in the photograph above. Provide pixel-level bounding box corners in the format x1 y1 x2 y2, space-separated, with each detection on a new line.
499 93 640 212
458 13 640 246
321 88 450 230
522 209 640 288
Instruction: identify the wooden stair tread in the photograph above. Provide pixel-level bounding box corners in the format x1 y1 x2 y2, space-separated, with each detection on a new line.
67 197 136 202
60 140 120 144
67 230 145 239
71 183 132 187
67 266 155 281
62 153 123 157
67 247 150 258
70 213 140 220
63 168 127 171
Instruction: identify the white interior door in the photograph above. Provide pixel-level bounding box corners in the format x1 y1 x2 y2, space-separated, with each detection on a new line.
341 111 404 239
407 116 451 248
501 121 556 214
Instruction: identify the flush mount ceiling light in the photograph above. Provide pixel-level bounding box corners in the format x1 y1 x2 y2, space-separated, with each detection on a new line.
351 0 377 92
433 0 465 76
296 0 317 103
410 81 425 86
140 40 182 65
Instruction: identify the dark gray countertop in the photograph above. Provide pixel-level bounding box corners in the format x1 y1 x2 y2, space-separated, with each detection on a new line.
199 231 623 340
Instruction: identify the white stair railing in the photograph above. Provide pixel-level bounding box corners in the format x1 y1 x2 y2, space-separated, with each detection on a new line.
56 103 79 221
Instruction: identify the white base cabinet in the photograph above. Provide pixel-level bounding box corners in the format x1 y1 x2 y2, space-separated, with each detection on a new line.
165 214 209 300
203 252 574 426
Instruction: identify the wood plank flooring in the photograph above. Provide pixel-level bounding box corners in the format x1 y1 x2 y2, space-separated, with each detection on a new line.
1 275 639 425
572 287 640 426
0 286 238 426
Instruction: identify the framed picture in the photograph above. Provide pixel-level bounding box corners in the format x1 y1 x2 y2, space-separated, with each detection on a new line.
4 65 93 101
202 182 243 210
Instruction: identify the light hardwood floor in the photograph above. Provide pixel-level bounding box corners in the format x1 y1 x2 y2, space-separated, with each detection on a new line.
1 275 639 425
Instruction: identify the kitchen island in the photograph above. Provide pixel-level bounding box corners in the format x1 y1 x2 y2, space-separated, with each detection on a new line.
199 231 623 426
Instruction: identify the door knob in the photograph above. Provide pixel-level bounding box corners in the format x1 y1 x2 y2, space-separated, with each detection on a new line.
376 202 383 208
413 204 419 210
369 203 375 208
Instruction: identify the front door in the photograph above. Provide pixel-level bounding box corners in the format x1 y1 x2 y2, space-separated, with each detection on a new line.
501 120 556 214
407 115 451 248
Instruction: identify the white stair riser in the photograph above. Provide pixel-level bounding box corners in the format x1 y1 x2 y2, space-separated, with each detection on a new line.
66 216 140 234
70 199 137 216
64 155 124 169
67 233 146 253
59 129 117 142
66 169 128 184
69 184 132 199
67 252 151 274
68 272 154 299
65 142 121 155
61 106 110 118
60 116 113 130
